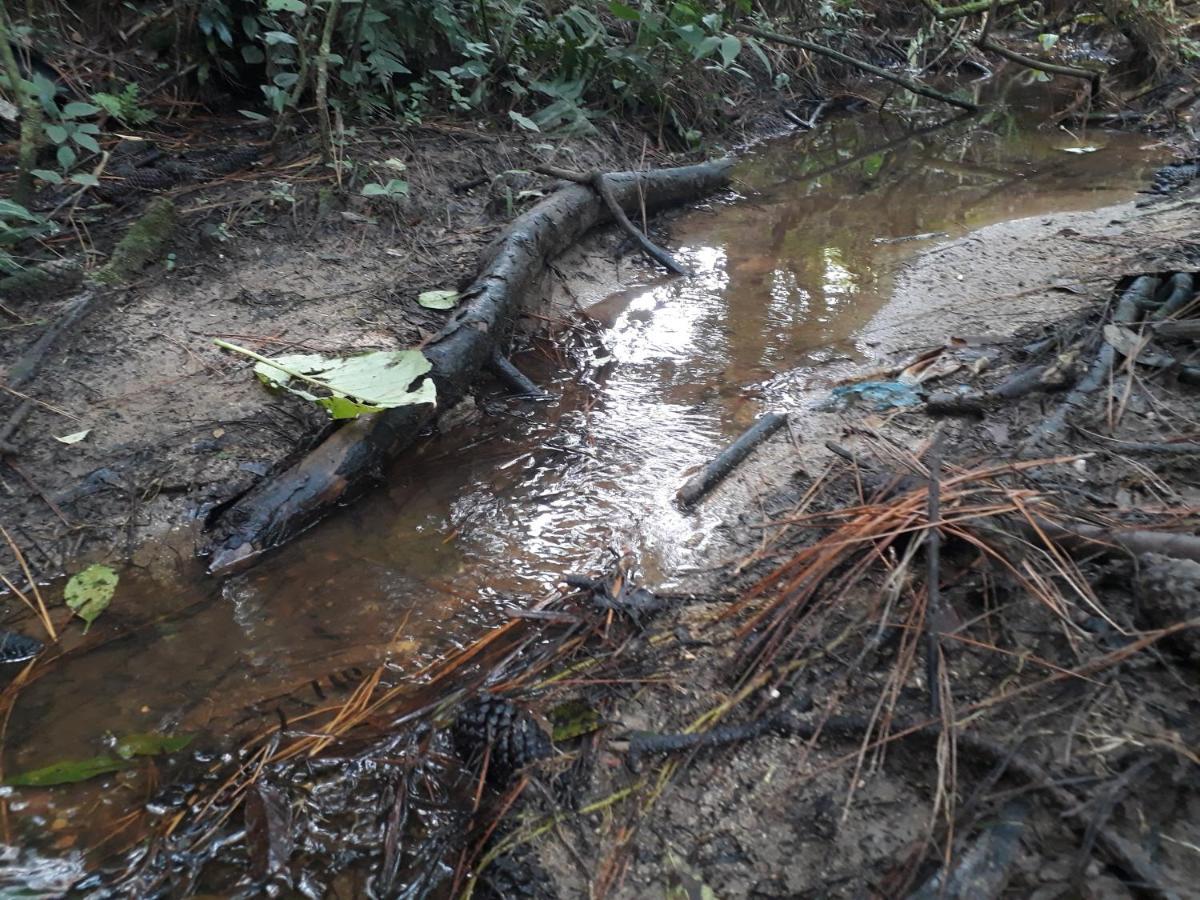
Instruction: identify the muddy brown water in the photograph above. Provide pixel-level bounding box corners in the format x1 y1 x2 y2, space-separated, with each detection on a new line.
0 92 1160 885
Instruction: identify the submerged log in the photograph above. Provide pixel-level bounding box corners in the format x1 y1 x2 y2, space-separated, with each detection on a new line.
207 159 735 574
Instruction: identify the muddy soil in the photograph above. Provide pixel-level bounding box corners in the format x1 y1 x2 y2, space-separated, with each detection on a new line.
510 188 1200 899
2 77 1199 896
0 112 783 577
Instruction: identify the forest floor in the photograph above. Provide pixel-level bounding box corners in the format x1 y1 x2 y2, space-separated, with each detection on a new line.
499 187 1200 899
0 107 792 575
2 59 1200 898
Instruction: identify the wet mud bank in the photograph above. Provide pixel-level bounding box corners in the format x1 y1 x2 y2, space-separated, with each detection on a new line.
3 82 1200 893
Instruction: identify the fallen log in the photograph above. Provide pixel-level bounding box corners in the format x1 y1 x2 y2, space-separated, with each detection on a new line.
207 159 735 574
533 164 692 275
736 25 979 112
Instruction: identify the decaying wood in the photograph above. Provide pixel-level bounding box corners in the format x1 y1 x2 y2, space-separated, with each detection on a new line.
1028 275 1159 444
1 289 100 457
736 25 979 112
909 800 1029 900
1034 518 1200 565
977 0 1100 90
1153 271 1195 320
677 412 787 509
207 159 735 574
533 164 692 275
487 350 550 399
1153 319 1200 340
976 34 1101 89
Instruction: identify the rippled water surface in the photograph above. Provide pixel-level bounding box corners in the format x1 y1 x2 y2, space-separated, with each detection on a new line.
0 88 1160 873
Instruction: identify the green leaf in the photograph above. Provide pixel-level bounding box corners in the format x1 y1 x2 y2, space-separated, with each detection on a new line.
113 732 193 759
361 179 408 198
44 123 68 144
719 34 742 66
609 1 641 20
6 732 193 786
1038 33 1059 51
268 0 307 12
64 563 118 633
62 101 101 118
508 110 540 132
549 701 603 742
263 30 299 45
74 132 101 154
0 199 42 221
54 429 91 443
56 143 76 170
239 108 270 122
232 344 436 420
692 34 722 60
31 169 62 184
6 755 131 787
417 289 459 310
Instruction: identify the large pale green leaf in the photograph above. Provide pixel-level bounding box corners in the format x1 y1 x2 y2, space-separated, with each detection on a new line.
251 348 436 419
64 563 118 633
417 289 460 310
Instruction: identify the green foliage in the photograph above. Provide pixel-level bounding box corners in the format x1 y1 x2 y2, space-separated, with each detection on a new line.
0 198 55 270
187 0 764 144
216 340 437 420
91 83 156 125
6 732 193 787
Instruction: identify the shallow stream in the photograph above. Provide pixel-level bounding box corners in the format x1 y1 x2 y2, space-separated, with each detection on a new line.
0 86 1160 881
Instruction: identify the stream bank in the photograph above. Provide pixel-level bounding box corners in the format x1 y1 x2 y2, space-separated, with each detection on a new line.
3 77 1199 894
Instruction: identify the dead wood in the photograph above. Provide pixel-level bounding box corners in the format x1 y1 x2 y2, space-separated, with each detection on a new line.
533 164 692 275
1 289 100 457
735 25 980 112
977 35 1101 88
909 800 1028 900
1027 275 1159 444
677 412 787 509
976 0 1100 90
1153 272 1196 320
1153 319 1200 340
206 159 734 574
487 350 551 399
1033 518 1200 565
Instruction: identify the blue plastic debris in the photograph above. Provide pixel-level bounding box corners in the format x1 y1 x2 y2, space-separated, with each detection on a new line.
823 381 923 412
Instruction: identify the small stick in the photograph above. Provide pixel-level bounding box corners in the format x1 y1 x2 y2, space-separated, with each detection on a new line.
925 429 945 718
678 413 787 508
486 350 551 400
533 165 692 276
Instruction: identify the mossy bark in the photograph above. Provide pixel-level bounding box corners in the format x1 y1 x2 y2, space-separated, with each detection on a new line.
93 198 176 285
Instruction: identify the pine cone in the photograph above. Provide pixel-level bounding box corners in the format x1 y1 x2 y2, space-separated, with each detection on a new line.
453 694 552 783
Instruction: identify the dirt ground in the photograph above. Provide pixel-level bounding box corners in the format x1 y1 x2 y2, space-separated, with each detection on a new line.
475 187 1200 899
